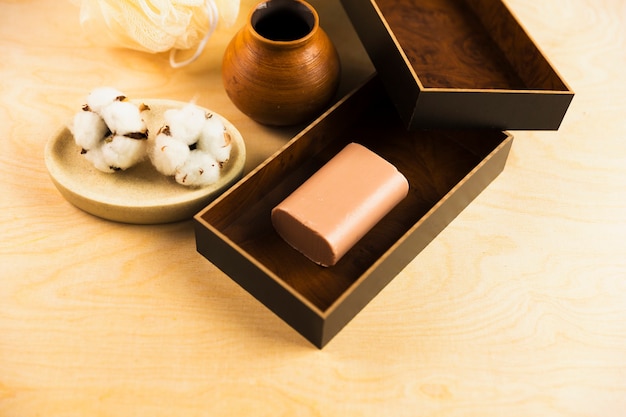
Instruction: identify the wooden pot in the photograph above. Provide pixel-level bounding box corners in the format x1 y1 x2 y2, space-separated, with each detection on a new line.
222 0 341 126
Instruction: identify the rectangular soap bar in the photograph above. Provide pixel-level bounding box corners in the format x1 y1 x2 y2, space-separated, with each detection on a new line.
271 142 409 267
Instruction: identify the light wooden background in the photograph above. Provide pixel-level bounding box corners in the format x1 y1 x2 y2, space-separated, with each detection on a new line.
1 0 625 416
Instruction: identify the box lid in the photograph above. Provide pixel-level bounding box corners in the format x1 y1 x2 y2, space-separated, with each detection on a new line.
339 0 574 130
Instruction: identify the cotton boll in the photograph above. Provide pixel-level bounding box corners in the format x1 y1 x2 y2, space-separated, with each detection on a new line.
71 110 109 151
151 130 191 176
197 114 231 163
175 150 221 187
101 135 147 170
208 132 232 163
196 113 223 149
83 145 118 173
100 100 148 137
86 87 125 114
163 103 207 146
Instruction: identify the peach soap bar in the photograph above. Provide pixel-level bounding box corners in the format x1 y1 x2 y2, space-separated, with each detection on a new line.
271 143 409 266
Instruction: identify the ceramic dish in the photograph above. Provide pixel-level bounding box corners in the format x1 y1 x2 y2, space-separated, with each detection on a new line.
45 99 246 224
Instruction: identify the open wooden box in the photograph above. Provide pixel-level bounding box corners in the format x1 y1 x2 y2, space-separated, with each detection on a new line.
339 0 573 130
194 75 513 348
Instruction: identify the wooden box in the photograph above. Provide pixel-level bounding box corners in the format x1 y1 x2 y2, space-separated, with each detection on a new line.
194 76 513 348
339 0 574 130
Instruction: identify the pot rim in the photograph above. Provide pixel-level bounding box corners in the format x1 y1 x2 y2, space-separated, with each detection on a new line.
247 0 320 46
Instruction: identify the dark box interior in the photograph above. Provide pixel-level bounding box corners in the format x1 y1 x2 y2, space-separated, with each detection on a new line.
195 76 513 347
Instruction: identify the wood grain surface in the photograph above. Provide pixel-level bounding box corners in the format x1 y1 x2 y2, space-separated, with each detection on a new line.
1 0 625 416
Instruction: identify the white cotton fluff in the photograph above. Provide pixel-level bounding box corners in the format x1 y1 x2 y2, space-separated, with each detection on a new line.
100 100 147 137
72 110 109 151
73 87 150 173
148 104 231 187
175 150 220 187
197 114 231 163
86 86 125 114
163 103 207 146
150 130 191 176
83 145 117 173
101 135 148 170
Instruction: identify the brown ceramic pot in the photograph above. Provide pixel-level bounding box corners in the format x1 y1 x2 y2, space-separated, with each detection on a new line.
222 0 341 126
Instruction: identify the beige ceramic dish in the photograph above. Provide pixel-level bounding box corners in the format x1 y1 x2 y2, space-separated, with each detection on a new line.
45 99 246 224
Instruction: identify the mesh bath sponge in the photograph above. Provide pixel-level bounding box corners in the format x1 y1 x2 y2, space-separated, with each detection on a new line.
76 0 240 67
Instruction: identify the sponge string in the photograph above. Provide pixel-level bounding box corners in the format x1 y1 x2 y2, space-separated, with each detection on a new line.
169 0 219 68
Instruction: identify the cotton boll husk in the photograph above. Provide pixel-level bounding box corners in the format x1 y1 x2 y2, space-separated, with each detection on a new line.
100 100 147 137
83 145 117 173
86 86 125 114
101 135 147 170
151 132 191 176
175 150 220 187
71 110 109 151
163 103 207 146
197 115 231 162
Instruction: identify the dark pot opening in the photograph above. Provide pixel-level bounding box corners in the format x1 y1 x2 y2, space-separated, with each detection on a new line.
252 0 316 42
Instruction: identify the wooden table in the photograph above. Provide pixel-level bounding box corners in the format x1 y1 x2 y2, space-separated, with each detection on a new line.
1 0 625 415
